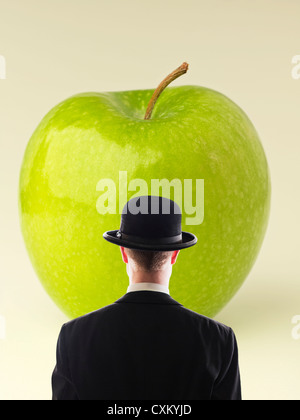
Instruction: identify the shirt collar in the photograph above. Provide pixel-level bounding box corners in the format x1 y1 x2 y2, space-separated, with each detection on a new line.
127 282 170 295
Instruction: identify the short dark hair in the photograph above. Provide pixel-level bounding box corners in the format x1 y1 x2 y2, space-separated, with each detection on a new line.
125 248 173 272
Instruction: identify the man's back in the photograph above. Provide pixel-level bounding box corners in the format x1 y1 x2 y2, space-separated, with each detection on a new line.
52 291 241 400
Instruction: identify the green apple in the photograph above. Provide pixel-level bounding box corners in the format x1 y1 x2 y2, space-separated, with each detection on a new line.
19 63 271 319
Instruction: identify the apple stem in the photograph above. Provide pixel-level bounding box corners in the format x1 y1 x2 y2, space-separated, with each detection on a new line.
144 62 189 120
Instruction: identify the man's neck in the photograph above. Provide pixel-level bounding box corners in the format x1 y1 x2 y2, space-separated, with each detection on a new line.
127 282 170 295
128 270 170 288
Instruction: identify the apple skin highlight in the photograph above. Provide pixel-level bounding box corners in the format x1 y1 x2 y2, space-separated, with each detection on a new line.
19 85 271 319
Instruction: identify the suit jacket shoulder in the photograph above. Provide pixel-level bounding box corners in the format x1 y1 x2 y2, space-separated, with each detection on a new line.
63 292 231 337
52 291 241 400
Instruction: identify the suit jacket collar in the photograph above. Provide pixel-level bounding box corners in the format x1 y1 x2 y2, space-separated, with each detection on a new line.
115 291 183 306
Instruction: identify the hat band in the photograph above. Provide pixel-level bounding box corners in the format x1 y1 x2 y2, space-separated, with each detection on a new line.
117 231 182 245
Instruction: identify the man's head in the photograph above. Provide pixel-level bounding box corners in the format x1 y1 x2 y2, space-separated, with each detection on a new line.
120 247 180 273
120 246 180 286
104 196 197 253
102 195 196 285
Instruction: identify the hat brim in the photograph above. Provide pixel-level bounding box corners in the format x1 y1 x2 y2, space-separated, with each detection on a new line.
103 230 197 251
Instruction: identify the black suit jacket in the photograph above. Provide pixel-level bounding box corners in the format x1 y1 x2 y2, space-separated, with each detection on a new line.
52 291 241 400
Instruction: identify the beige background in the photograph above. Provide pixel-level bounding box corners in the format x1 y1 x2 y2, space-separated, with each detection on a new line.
0 0 300 400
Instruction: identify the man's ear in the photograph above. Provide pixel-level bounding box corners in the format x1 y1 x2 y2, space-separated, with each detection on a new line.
171 250 180 265
120 246 128 264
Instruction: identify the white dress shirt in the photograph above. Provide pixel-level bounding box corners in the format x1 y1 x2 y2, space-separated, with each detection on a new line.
127 282 170 295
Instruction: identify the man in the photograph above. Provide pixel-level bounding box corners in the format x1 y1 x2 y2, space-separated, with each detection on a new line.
52 195 242 400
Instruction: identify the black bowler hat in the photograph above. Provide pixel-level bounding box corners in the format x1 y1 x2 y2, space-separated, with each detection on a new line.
103 195 197 251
